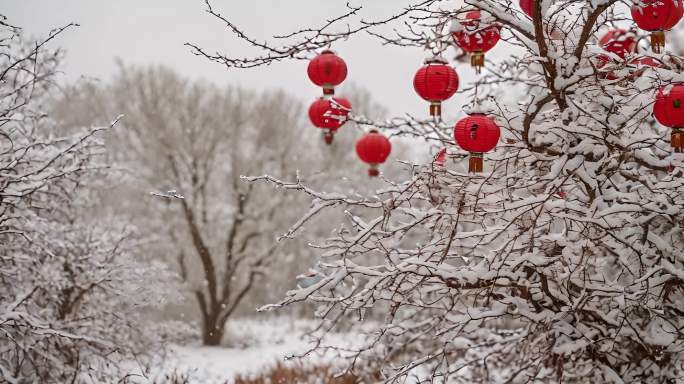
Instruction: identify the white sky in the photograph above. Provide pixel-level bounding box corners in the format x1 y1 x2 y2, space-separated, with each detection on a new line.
2 0 502 118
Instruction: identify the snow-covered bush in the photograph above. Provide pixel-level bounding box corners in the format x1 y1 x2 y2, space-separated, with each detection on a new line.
198 1 684 382
0 18 186 383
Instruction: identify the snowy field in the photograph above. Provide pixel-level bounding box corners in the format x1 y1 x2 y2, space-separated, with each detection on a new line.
137 317 364 383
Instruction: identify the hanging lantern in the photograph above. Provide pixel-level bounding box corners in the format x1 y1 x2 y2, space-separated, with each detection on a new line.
413 59 459 117
433 147 447 168
595 29 637 80
453 113 500 173
308 97 352 144
307 50 348 95
519 0 535 18
595 54 621 80
653 84 684 152
355 130 392 177
631 0 684 53
596 53 661 80
629 55 663 79
599 29 637 60
631 55 662 68
451 10 501 72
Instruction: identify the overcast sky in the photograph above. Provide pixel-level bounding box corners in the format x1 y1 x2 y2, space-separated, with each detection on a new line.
3 0 493 118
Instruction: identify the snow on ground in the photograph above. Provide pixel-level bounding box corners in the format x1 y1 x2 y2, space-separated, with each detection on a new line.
142 316 364 383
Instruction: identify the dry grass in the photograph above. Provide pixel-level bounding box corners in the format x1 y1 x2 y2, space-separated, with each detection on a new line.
152 361 381 384
234 362 361 384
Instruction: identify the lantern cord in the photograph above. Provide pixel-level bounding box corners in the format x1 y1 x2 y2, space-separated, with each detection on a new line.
433 17 447 57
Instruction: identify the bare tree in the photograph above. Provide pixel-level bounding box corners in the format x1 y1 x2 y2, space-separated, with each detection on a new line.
55 65 324 345
197 0 684 382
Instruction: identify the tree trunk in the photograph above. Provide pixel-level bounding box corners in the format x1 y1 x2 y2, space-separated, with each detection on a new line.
201 313 225 346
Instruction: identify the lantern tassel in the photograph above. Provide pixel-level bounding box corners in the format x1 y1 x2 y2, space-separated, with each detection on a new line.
468 152 484 173
429 101 442 117
651 31 665 54
323 130 334 145
368 163 380 177
672 128 684 153
471 52 485 74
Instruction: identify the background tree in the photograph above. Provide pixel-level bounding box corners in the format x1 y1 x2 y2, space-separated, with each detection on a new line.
0 18 184 383
54 65 400 345
56 66 308 345
197 0 684 382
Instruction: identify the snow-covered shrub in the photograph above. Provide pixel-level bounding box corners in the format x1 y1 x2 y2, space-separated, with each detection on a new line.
0 18 186 383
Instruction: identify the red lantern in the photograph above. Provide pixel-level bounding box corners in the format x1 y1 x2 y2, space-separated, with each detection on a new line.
632 55 662 68
454 114 500 173
307 50 348 95
308 97 352 144
599 29 637 60
413 59 459 117
520 0 535 18
596 54 661 80
356 130 392 177
595 54 622 80
629 55 662 78
595 29 636 79
653 84 684 152
631 0 684 53
451 10 501 72
433 148 447 168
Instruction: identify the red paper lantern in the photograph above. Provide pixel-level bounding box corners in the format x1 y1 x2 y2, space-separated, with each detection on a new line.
307 50 348 95
631 0 684 53
654 84 684 152
520 0 535 18
356 130 392 177
595 29 637 79
308 97 352 144
596 54 661 80
433 148 447 168
595 54 621 80
454 113 500 173
413 59 459 117
452 10 501 72
629 55 663 78
599 29 637 60
632 55 662 68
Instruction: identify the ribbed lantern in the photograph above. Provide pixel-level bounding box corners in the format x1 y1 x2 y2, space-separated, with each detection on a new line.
307 50 348 95
451 10 501 72
595 29 637 79
629 55 662 79
599 29 637 60
653 84 684 152
413 59 459 117
355 130 392 177
454 114 500 173
519 0 535 18
632 56 662 68
631 0 684 53
433 147 447 168
596 54 661 80
308 97 352 144
595 55 621 80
